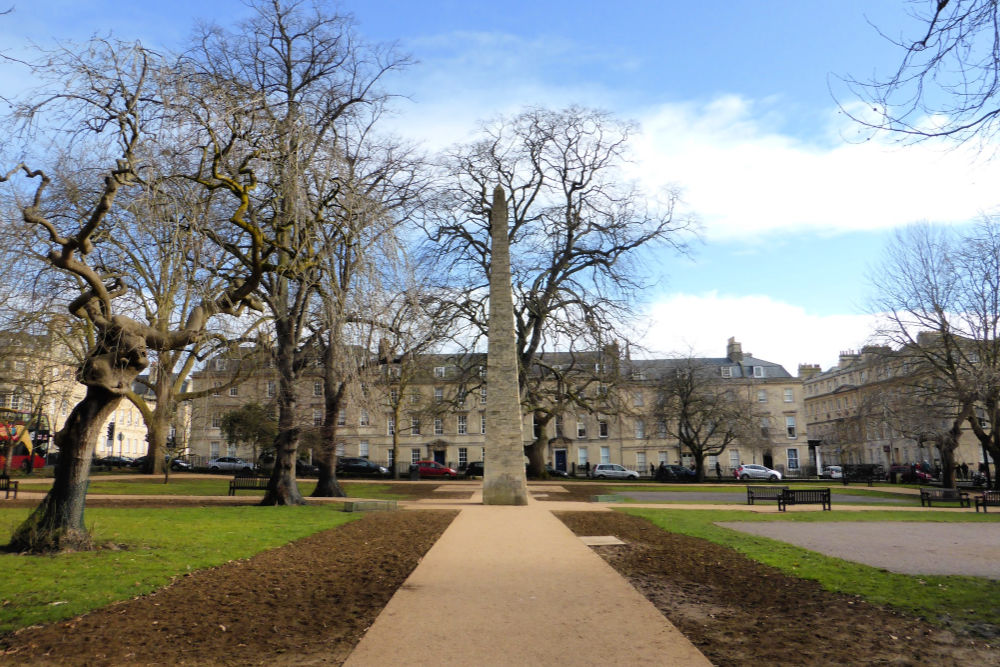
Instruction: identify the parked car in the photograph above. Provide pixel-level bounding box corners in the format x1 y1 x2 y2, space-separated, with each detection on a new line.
93 455 134 469
296 459 320 477
589 463 640 480
464 461 484 478
734 464 782 481
170 458 192 471
888 464 933 484
545 465 570 478
414 460 459 478
656 464 697 482
206 456 254 473
821 465 843 479
335 457 389 478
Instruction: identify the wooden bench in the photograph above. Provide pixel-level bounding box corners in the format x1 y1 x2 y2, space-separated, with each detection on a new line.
778 488 831 511
746 485 788 505
0 474 18 499
975 490 1000 513
919 488 971 508
228 476 270 495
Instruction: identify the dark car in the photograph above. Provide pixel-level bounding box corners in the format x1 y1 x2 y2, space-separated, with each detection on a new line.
335 457 389 478
94 455 134 469
888 464 933 484
464 461 484 478
296 459 320 477
655 464 696 482
546 465 570 478
170 458 192 471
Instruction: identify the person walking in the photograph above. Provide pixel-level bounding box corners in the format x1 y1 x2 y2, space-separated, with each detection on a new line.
715 461 722 480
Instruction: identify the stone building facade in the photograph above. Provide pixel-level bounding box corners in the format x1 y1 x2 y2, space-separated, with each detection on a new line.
187 338 808 476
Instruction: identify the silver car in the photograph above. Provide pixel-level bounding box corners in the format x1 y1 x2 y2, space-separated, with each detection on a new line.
207 456 254 473
590 463 640 480
734 464 782 481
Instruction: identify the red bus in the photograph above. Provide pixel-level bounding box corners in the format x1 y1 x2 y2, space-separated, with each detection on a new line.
0 407 52 473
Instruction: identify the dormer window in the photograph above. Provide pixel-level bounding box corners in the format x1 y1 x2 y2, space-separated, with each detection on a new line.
720 366 733 378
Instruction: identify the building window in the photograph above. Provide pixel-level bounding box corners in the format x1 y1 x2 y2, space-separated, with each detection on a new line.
434 366 446 378
210 441 220 458
787 448 799 470
411 448 421 464
760 416 770 437
390 388 398 404
387 448 394 466
729 449 740 468
481 414 486 434
721 366 732 378
478 365 486 378
434 418 444 435
784 388 794 403
659 451 668 464
754 366 766 378
336 442 346 456
211 414 221 429
314 381 323 397
480 387 487 405
634 419 645 439
410 418 421 435
360 410 370 427
578 447 588 467
214 358 226 371
576 417 587 439
387 417 395 435
13 360 25 372
599 417 609 438
434 387 444 402
313 409 323 426
786 416 797 439
458 414 468 435
633 392 644 407
359 441 369 458
657 420 667 438
266 380 275 398
458 447 468 466
337 409 346 426
757 389 767 403
555 416 563 438
600 446 610 464
636 452 646 471
229 385 238 397
409 392 419 404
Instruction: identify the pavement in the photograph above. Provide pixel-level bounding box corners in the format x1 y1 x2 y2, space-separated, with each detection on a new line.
344 487 711 667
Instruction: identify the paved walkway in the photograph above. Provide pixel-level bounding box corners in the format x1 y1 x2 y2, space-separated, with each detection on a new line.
344 490 710 667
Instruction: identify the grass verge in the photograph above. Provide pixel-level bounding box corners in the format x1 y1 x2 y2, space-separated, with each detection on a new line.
623 508 1000 631
14 477 407 500
0 506 357 633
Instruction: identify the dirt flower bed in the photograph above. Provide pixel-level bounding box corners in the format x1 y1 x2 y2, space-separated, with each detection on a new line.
556 510 1000 667
1 510 455 666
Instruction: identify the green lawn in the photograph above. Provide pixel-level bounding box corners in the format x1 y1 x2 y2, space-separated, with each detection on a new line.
623 508 1000 631
0 505 359 633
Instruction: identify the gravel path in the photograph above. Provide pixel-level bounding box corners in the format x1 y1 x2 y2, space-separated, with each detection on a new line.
717 521 1000 579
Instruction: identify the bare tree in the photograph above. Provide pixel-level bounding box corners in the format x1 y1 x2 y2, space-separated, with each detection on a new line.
426 106 696 476
651 357 761 482
870 222 1000 488
187 0 410 505
843 1 1000 143
1 40 266 552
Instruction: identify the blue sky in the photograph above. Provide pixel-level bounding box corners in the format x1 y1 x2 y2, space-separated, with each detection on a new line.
3 1 996 373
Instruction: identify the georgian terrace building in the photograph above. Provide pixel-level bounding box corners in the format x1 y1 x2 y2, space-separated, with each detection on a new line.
186 338 808 476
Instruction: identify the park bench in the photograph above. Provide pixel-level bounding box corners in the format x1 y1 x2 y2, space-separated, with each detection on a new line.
228 476 270 495
746 485 788 505
0 474 18 499
919 488 971 508
974 490 1000 513
777 488 831 511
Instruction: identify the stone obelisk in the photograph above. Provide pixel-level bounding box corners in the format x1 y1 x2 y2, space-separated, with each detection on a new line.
482 185 529 505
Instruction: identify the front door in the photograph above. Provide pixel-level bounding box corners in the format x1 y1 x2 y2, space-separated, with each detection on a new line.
554 449 567 472
433 450 445 464
763 452 773 469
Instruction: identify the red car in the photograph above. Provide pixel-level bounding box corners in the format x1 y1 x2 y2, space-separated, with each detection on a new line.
414 460 458 478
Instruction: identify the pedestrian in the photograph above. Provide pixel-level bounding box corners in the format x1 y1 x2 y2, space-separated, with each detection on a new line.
650 462 656 477
715 461 722 480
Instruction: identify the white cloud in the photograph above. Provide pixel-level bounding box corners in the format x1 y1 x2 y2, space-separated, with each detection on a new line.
629 96 1000 239
639 291 879 375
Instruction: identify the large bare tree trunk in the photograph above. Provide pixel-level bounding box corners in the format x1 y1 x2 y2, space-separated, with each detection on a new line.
262 327 306 506
311 375 345 498
9 385 120 552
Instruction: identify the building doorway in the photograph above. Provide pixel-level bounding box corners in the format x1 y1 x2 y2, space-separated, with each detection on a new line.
554 448 567 472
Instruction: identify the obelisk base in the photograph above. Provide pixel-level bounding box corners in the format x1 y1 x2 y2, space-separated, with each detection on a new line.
483 472 528 505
